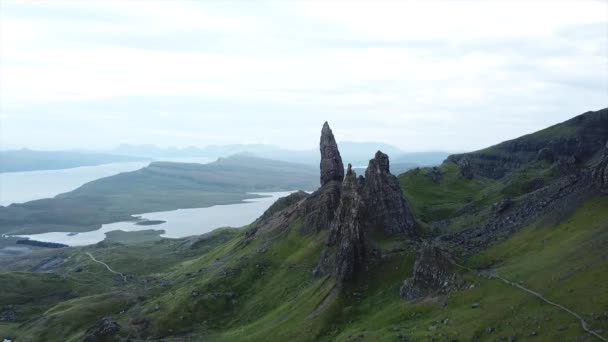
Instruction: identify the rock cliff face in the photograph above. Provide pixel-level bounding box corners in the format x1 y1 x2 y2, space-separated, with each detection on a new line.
301 181 342 234
400 246 462 300
320 122 345 186
362 151 416 236
447 109 608 179
327 165 367 282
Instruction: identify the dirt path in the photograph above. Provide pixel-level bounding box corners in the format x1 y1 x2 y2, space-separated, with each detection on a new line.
452 262 607 341
85 252 127 283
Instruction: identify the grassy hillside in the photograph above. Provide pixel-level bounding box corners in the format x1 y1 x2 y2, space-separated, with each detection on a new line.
1 109 607 341
1 195 606 341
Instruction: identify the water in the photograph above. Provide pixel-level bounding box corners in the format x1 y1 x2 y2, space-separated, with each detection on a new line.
0 162 150 206
0 158 213 206
16 191 291 246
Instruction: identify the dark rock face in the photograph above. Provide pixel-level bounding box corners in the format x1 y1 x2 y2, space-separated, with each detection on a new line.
400 246 462 300
320 122 345 186
456 157 474 179
246 191 310 238
301 181 341 234
363 151 416 236
83 317 121 342
327 165 367 282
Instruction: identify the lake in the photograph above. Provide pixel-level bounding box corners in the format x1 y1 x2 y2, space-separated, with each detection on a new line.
16 191 291 246
0 162 150 206
0 158 212 206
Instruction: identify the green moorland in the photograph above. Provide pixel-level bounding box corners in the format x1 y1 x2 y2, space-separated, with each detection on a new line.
1 194 606 341
0 154 318 235
0 109 607 341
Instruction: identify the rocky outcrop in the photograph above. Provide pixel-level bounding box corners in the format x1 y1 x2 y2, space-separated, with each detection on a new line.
428 167 443 184
327 165 367 282
246 191 310 239
362 151 416 236
456 157 474 179
83 317 121 342
441 172 595 255
254 191 309 225
301 181 341 234
446 109 608 180
320 122 345 186
400 246 462 300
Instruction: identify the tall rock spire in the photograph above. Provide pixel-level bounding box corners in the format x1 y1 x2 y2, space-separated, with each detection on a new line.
363 151 416 236
320 122 345 186
329 164 366 282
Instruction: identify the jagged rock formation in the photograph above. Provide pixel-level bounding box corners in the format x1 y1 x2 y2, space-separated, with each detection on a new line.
320 122 345 186
250 122 416 284
362 151 416 236
313 126 416 283
400 246 462 300
301 181 341 234
327 165 367 282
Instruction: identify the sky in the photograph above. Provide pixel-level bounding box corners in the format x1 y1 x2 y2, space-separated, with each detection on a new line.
1 1 607 152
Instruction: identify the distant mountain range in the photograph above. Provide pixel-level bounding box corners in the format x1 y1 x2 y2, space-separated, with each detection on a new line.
0 149 148 173
109 142 450 167
1 143 451 174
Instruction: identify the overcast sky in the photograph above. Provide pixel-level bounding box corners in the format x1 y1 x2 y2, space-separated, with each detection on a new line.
1 1 606 152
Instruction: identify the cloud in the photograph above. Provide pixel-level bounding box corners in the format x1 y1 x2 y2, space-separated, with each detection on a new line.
0 0 606 151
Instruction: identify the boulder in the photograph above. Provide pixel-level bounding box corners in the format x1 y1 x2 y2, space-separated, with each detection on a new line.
83 317 121 342
400 246 462 300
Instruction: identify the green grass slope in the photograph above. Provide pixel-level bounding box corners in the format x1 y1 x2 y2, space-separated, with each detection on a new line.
2 195 606 341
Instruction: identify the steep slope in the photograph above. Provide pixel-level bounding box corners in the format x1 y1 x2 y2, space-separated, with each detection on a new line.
446 108 608 180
